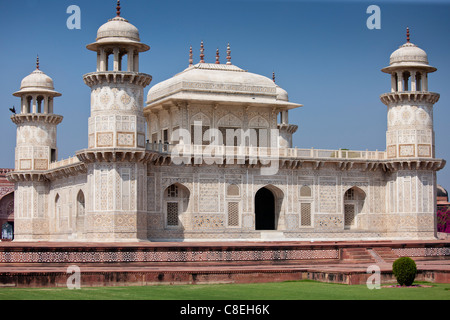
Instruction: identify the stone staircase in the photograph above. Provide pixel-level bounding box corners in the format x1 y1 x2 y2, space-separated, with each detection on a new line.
340 247 375 264
371 247 399 263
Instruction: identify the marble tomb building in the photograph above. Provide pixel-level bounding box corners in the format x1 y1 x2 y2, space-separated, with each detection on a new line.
7 5 445 242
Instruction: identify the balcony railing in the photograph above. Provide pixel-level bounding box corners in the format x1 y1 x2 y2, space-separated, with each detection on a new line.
49 156 81 169
146 142 386 161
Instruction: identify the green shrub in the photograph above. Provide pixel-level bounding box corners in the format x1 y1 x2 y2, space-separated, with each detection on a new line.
392 257 417 286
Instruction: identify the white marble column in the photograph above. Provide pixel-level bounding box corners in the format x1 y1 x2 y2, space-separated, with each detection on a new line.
127 48 134 72
410 71 417 91
423 72 428 91
44 96 49 114
99 49 106 71
391 73 396 92
32 95 37 114
49 98 54 114
113 48 120 71
396 71 403 91
133 53 139 72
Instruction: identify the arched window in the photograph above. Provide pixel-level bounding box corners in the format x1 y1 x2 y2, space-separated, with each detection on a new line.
36 96 44 113
77 190 85 217
163 184 190 228
415 73 422 91
226 184 240 227
191 112 211 146
76 190 85 235
343 187 366 228
402 71 411 91
218 113 242 147
227 184 240 197
55 194 61 231
26 96 32 113
300 185 312 198
249 116 269 147
299 185 313 227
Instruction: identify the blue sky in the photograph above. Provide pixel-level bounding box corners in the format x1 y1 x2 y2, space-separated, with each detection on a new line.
0 0 449 187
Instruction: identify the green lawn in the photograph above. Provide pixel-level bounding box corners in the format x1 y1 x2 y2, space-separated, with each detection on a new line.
0 280 448 300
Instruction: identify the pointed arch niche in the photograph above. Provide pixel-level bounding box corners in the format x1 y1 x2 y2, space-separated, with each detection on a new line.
163 183 190 229
76 190 85 235
343 187 366 229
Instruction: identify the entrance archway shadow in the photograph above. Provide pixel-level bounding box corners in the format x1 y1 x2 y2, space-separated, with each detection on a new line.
255 185 284 230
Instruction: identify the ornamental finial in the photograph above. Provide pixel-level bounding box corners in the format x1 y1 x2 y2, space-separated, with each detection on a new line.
216 48 220 64
406 27 410 43
189 45 193 66
116 0 121 17
200 41 205 63
272 71 275 83
226 43 231 65
36 55 40 70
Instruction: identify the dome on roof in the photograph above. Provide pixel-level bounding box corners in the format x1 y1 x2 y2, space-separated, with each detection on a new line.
276 86 289 102
437 185 448 198
381 29 436 73
389 43 430 66
13 66 61 97
86 15 149 52
146 63 299 108
96 16 140 42
20 69 54 90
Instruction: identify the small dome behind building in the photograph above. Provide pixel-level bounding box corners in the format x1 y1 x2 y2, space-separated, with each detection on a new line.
437 185 448 199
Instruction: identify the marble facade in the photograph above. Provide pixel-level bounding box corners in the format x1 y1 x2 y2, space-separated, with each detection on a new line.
6 9 445 242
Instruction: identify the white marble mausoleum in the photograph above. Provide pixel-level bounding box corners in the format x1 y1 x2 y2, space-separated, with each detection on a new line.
7 3 446 242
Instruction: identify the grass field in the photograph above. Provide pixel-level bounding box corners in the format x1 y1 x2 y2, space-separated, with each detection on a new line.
0 280 448 300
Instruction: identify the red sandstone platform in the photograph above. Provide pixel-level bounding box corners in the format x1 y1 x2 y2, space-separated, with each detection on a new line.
0 240 448 287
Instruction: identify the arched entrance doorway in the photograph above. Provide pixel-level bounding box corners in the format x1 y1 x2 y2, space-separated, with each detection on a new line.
255 187 276 230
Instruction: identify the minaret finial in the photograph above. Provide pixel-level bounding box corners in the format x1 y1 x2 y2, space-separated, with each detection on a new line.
189 46 193 66
215 48 220 64
406 26 410 43
200 41 205 63
226 43 231 65
272 71 275 83
36 55 40 70
116 0 121 17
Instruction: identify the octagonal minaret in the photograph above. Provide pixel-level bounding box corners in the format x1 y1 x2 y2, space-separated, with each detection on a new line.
11 57 63 172
380 28 443 239
83 1 151 150
77 1 152 241
380 28 439 160
9 57 63 240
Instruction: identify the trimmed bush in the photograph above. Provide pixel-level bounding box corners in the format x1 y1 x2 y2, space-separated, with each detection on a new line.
392 257 417 286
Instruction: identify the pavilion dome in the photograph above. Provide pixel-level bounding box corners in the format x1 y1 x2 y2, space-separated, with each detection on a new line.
389 43 430 67
381 28 436 73
96 16 141 43
86 6 150 53
13 63 61 97
20 69 54 90
146 62 298 108
276 86 289 102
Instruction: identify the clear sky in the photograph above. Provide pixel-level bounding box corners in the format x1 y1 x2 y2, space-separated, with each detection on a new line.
0 0 449 187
